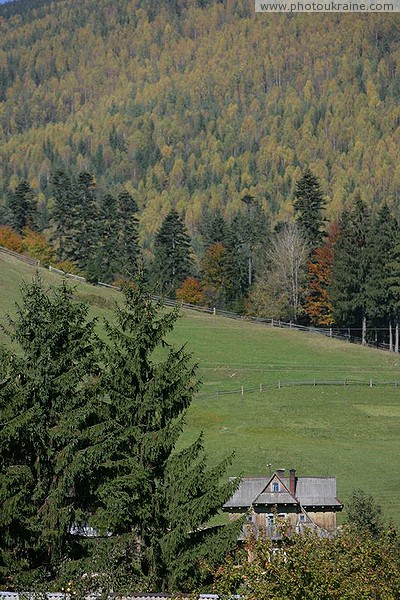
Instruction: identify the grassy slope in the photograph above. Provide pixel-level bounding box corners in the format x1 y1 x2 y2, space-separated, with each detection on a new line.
1 252 400 523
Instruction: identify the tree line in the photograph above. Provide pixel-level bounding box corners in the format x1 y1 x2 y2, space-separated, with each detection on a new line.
2 167 400 348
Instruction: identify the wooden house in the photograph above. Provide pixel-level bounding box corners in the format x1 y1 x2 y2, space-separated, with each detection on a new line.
223 468 343 540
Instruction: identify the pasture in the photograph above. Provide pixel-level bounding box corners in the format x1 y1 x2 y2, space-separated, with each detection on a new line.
1 251 400 523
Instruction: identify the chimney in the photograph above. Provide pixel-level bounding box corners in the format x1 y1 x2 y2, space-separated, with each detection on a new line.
290 468 296 496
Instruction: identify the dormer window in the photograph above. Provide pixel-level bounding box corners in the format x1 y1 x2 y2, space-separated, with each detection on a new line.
272 482 279 492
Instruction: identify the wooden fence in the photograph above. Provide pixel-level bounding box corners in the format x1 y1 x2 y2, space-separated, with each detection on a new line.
197 378 400 399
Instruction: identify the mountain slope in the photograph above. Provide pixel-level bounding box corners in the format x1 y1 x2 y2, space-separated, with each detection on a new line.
0 1 400 245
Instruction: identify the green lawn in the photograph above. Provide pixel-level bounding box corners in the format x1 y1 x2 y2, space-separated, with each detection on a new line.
1 251 400 523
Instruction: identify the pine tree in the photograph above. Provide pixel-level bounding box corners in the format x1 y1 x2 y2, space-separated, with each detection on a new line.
152 209 193 296
0 278 102 586
8 181 37 233
87 283 241 592
330 197 371 344
117 191 140 278
293 168 327 249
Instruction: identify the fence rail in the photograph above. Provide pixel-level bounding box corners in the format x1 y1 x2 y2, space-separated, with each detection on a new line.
0 243 394 353
197 378 400 399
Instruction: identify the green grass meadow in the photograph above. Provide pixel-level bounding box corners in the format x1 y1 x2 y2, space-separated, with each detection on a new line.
1 251 400 523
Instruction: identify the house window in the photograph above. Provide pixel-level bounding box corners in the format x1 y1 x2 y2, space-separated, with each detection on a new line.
278 513 287 519
272 482 279 492
299 514 306 522
246 513 253 522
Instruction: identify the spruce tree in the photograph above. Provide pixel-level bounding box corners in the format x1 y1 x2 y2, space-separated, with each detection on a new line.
152 209 193 296
366 205 397 348
95 193 120 283
0 278 102 586
51 170 79 262
294 168 327 249
76 172 99 271
330 197 371 344
201 209 228 248
88 282 241 592
8 180 37 233
117 191 140 278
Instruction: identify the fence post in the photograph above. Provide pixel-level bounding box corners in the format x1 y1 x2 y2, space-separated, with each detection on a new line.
216 390 219 397
278 380 281 389
271 318 274 327
290 321 292 329
313 378 316 386
260 383 263 392
369 379 373 388
330 328 332 338
213 307 216 316
241 386 244 396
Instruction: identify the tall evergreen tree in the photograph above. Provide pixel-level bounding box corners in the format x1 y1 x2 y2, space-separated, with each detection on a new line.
76 172 99 271
82 283 240 591
226 199 270 304
0 278 102 586
201 209 228 249
95 193 120 283
330 197 371 344
117 191 140 278
386 224 400 352
8 181 37 233
51 170 79 262
152 209 193 296
293 168 327 249
366 205 398 348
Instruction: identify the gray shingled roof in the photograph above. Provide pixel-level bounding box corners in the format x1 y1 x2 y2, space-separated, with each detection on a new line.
296 477 342 507
224 477 267 508
223 474 342 510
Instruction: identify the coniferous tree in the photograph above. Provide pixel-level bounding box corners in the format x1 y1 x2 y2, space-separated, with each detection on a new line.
386 225 400 352
117 191 140 278
0 278 102 586
76 172 99 271
86 282 240 591
226 199 270 304
8 181 37 233
201 209 228 248
366 205 397 348
293 169 327 249
95 193 120 283
51 170 79 262
152 209 193 296
330 197 371 344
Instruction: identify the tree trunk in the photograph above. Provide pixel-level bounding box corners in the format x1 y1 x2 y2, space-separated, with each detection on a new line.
362 314 367 346
396 320 399 353
389 321 393 352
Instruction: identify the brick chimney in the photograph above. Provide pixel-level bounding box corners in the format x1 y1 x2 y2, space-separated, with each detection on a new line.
290 468 296 496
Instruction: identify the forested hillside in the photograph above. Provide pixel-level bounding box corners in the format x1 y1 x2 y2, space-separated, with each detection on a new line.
0 0 400 247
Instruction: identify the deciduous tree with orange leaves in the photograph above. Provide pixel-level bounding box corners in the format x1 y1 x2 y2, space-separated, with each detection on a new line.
304 222 339 326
